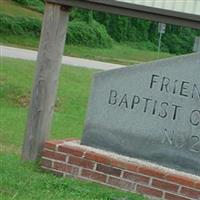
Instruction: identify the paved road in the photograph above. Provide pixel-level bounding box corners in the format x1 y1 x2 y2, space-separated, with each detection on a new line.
0 45 125 71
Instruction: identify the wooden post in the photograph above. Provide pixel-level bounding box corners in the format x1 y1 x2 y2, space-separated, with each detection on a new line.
22 3 70 160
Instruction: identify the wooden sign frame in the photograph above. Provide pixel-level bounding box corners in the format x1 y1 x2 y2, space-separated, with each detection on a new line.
48 0 200 29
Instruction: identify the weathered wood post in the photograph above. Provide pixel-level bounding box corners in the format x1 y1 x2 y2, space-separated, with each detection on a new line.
22 2 70 160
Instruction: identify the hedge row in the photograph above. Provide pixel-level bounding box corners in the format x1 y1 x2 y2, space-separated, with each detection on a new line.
0 13 113 48
67 20 113 48
0 13 41 36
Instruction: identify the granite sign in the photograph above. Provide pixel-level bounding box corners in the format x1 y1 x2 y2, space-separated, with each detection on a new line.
81 53 200 176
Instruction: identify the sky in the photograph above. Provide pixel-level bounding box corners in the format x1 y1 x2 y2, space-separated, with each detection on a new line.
116 0 200 15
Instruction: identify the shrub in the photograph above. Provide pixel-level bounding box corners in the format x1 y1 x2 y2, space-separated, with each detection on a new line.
12 0 44 13
162 26 198 54
131 41 157 51
67 20 113 48
0 13 41 36
0 13 113 48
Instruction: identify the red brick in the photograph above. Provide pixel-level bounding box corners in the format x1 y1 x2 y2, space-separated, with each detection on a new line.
108 177 134 191
180 187 200 199
165 193 191 200
41 159 52 168
42 150 66 162
67 166 79 176
64 138 80 142
195 182 200 190
152 179 179 192
136 185 163 198
111 159 128 169
44 140 63 150
125 163 139 172
138 166 165 179
53 162 67 172
123 171 150 185
58 145 84 157
81 169 107 183
111 160 138 172
68 156 94 169
66 165 79 176
84 151 111 165
53 162 79 176
96 164 121 177
165 174 195 188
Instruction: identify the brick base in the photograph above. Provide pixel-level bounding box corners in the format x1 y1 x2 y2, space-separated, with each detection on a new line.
41 139 200 200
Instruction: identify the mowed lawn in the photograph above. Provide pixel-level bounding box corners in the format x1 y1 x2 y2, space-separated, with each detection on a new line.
0 57 148 200
0 33 172 65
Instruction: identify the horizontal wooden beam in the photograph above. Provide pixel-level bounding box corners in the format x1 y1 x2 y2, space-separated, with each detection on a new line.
46 0 200 29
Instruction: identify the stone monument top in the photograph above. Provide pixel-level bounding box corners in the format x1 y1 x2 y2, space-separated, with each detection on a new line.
81 53 200 176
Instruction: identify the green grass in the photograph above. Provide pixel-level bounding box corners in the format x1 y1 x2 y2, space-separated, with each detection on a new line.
0 0 42 19
0 34 40 50
64 43 171 64
0 153 146 200
0 57 148 200
0 57 96 147
0 33 172 65
0 33 39 50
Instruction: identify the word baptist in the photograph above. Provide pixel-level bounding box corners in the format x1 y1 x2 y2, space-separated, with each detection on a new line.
107 74 200 126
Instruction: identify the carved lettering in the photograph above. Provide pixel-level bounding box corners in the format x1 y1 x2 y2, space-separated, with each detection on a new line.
108 89 118 105
162 128 173 145
150 74 159 89
108 89 184 122
131 95 140 109
180 81 190 97
159 102 168 119
172 104 182 120
143 97 152 113
190 136 200 152
172 80 178 94
152 100 158 115
149 74 199 100
162 128 200 153
192 84 200 99
161 77 170 93
190 110 200 126
119 94 128 108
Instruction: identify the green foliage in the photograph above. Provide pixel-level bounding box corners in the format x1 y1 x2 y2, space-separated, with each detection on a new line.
93 13 150 43
3 1 200 54
73 9 200 54
0 13 41 36
70 8 94 23
67 20 113 48
0 11 112 48
12 0 44 13
162 26 198 54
